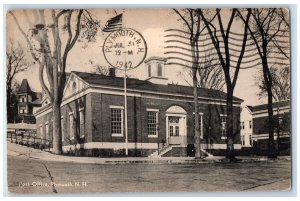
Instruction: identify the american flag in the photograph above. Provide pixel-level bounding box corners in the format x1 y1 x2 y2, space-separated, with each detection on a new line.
102 14 123 32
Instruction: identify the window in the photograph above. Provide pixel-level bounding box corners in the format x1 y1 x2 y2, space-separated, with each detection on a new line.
169 116 180 137
249 135 253 146
241 135 245 146
111 107 123 135
175 126 179 136
69 113 75 140
19 106 26 114
169 125 174 136
20 96 26 103
240 121 245 130
61 116 64 142
220 114 227 139
79 108 85 138
147 110 158 136
148 64 151 77
249 120 252 129
72 82 77 93
157 64 162 77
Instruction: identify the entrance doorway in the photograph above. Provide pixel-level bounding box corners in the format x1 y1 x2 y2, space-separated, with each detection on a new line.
165 105 187 146
169 116 180 137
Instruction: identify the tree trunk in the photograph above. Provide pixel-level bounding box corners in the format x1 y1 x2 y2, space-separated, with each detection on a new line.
191 38 203 159
52 101 62 154
262 52 277 159
226 87 235 160
193 69 201 159
266 77 276 158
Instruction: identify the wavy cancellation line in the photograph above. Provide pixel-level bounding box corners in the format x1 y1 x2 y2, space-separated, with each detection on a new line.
164 34 289 45
164 44 282 55
166 57 289 69
165 62 263 70
164 50 260 60
165 61 289 70
165 39 262 49
164 29 289 39
164 51 289 63
164 48 289 60
164 38 289 50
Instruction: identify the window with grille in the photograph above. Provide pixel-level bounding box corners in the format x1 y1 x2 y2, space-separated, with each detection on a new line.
175 126 179 136
220 115 227 139
169 126 174 136
169 116 179 123
111 108 123 135
147 111 158 136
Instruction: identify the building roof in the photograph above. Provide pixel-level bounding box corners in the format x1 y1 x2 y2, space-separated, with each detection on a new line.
17 79 32 93
248 100 290 112
73 71 243 102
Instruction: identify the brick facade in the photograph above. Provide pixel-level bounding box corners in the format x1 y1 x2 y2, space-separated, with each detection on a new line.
35 71 243 157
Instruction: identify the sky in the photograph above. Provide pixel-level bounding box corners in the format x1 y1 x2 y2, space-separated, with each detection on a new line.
6 8 285 106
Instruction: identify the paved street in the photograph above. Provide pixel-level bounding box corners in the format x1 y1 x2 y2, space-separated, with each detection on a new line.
6 143 291 194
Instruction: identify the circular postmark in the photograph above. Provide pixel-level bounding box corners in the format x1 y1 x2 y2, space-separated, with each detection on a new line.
103 28 147 70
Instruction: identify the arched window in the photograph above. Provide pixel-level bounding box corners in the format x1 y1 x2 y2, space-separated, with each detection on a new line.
72 82 77 93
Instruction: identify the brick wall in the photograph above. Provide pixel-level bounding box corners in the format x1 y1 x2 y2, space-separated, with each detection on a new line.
36 91 242 152
253 112 290 135
89 93 241 145
36 94 92 146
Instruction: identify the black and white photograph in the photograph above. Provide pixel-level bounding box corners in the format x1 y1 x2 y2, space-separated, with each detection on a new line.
4 6 293 195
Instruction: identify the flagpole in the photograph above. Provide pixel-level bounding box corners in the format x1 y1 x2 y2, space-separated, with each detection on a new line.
124 65 128 156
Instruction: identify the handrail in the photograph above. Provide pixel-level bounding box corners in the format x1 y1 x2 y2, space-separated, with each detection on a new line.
7 132 52 151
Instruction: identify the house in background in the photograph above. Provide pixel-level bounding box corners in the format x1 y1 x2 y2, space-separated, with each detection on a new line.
34 57 244 157
16 79 42 124
240 104 253 148
240 100 291 155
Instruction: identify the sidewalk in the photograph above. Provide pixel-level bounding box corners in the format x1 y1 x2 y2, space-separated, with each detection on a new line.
6 142 290 165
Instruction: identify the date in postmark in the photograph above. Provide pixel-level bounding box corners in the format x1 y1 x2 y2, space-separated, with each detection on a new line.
103 28 147 70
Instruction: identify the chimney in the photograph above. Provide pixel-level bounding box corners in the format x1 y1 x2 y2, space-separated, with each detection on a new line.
109 67 116 77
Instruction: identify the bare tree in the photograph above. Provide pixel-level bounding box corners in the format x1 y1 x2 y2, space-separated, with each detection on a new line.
238 8 290 158
173 9 207 158
89 59 116 76
199 9 251 160
9 9 99 154
178 47 225 91
6 41 29 123
255 65 290 101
